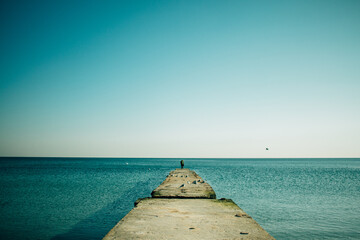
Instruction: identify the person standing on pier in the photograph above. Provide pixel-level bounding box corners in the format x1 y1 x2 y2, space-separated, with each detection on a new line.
180 160 184 169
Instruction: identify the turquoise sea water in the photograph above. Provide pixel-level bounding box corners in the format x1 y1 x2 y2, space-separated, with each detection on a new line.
0 158 359 239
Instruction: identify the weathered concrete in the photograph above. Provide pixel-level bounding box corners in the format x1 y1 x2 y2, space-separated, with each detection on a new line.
103 198 275 240
151 168 216 199
103 168 275 239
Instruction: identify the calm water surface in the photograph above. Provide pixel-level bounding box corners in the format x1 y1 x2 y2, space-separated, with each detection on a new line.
0 158 359 239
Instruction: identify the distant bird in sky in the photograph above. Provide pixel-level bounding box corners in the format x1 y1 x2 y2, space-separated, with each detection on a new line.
266 148 269 151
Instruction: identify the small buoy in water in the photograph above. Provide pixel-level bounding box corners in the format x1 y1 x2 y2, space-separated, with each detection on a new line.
125 162 129 165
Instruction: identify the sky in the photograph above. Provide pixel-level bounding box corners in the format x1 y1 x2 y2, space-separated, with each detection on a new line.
0 0 359 158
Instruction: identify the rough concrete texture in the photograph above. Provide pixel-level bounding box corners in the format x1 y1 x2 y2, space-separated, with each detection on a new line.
103 198 275 240
151 168 216 199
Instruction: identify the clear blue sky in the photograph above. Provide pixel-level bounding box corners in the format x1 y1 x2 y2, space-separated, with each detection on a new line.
0 0 359 157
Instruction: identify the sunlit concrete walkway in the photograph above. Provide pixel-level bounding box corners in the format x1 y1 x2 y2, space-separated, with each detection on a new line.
103 168 275 240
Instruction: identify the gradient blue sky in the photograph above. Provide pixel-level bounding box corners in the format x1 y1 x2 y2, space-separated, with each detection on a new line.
0 0 359 157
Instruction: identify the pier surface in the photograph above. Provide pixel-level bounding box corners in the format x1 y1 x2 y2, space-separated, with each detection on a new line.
151 168 216 199
103 168 275 240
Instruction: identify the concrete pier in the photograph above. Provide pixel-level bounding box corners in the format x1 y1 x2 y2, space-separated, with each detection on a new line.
103 168 275 240
151 168 216 199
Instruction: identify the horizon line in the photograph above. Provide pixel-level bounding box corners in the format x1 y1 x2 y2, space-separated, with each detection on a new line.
1 156 359 159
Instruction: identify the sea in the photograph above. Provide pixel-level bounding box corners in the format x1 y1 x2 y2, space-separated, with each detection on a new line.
0 158 359 240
